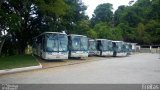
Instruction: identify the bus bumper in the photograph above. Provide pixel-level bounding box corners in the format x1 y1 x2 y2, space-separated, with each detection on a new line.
116 52 127 56
102 51 113 56
42 52 68 60
70 51 88 58
89 51 98 56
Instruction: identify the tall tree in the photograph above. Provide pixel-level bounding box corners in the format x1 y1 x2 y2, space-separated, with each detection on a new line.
94 22 113 39
0 0 68 55
114 5 126 26
61 0 88 34
91 3 113 26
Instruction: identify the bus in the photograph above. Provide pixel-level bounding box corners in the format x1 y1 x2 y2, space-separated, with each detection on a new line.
130 43 137 53
112 41 127 57
88 39 97 56
124 42 131 55
68 34 88 58
32 32 68 60
96 39 113 56
124 42 137 55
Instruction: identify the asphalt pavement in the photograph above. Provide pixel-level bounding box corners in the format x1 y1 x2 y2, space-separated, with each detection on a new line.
0 53 160 84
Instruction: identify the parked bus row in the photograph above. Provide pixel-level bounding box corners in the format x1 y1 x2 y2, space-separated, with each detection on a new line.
32 32 136 60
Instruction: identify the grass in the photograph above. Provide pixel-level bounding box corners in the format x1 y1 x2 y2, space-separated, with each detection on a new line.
0 55 39 70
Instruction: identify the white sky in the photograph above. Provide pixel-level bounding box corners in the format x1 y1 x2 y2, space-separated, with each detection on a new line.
82 0 133 18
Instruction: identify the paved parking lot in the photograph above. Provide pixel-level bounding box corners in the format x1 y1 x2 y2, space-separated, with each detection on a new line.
0 53 160 84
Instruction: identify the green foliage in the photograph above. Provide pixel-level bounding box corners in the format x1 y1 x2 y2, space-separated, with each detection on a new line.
94 22 111 39
0 0 69 56
145 20 160 44
91 3 113 26
34 0 68 16
112 27 123 40
77 19 91 35
60 0 88 34
87 29 97 39
0 0 160 56
114 0 160 44
93 22 122 40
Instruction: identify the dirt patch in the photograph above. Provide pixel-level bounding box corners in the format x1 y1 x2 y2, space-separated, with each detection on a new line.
37 56 109 68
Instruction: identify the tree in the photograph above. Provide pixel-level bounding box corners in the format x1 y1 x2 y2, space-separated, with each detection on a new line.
114 5 126 26
94 22 113 39
91 3 113 26
113 0 160 44
77 19 91 35
87 29 97 39
149 0 160 21
145 20 160 44
112 27 123 40
61 0 88 34
0 0 68 56
136 23 151 44
117 23 136 42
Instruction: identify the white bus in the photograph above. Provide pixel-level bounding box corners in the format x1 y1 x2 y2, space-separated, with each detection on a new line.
96 39 113 56
124 42 132 55
130 43 137 52
68 34 88 58
32 32 68 60
88 39 97 56
112 41 127 57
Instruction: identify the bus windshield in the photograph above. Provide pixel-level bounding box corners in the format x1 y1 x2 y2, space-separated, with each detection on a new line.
108 41 113 51
129 44 132 51
81 37 88 51
71 36 88 51
101 40 108 51
89 40 97 51
59 34 68 51
116 42 123 51
72 36 81 51
46 34 58 52
46 33 68 52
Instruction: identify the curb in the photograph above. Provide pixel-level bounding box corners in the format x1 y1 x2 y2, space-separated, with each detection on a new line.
0 64 42 75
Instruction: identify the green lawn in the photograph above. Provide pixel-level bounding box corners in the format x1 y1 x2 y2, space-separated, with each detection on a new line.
0 55 39 70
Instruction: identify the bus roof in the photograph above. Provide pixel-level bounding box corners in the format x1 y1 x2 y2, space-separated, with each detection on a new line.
41 32 66 34
89 39 96 41
96 39 113 41
68 34 87 37
112 41 124 43
96 39 107 41
33 32 67 39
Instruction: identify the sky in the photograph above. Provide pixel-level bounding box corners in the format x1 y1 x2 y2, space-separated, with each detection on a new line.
82 0 133 18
